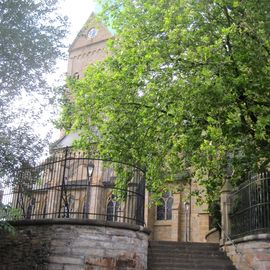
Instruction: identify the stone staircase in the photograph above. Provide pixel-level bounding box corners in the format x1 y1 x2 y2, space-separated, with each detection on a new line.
148 241 237 270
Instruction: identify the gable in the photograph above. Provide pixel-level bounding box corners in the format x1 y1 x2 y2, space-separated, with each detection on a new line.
69 13 113 53
50 132 80 152
67 13 113 77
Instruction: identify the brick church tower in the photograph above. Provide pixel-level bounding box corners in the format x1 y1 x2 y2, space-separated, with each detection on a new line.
67 13 113 79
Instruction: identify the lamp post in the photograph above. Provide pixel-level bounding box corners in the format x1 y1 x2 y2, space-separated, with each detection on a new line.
184 201 190 242
84 164 94 219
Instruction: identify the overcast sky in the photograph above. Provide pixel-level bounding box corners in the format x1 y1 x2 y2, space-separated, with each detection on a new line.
62 0 97 43
55 0 97 79
0 1 99 189
34 0 97 144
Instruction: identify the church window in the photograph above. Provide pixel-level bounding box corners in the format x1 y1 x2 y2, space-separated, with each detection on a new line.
106 200 114 221
156 192 173 220
106 196 120 222
156 198 165 220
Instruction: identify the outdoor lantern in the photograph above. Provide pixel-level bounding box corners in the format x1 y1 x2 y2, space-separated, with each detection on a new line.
184 201 190 212
85 164 94 219
87 164 94 178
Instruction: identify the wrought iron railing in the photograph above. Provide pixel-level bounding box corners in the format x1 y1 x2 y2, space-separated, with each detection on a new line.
1 148 145 226
229 171 270 239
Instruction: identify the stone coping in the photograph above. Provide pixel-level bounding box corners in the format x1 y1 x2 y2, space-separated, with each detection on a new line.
205 227 219 239
8 219 151 235
224 233 270 246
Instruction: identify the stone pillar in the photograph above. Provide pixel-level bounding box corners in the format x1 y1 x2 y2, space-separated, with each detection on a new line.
125 182 138 225
144 190 155 239
220 178 233 245
171 192 181 241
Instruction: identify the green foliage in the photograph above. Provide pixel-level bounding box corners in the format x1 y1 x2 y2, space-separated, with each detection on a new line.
208 200 221 230
0 0 67 99
0 0 68 180
0 204 22 234
60 0 270 204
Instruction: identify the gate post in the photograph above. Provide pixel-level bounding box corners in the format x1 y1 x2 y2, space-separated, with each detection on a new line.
220 178 232 245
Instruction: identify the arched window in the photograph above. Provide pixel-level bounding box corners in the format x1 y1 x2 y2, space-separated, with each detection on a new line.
156 192 173 220
106 200 114 221
106 197 120 222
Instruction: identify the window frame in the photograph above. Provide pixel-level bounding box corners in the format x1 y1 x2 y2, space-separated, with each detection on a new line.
156 192 173 221
106 196 120 222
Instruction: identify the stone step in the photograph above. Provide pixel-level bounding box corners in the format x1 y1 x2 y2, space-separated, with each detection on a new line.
148 266 236 270
149 249 226 256
149 241 219 249
149 248 225 255
147 241 236 270
148 256 232 264
150 240 219 246
149 257 231 265
148 261 236 270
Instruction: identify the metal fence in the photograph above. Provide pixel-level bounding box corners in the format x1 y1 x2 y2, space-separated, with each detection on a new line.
229 171 270 239
2 148 145 226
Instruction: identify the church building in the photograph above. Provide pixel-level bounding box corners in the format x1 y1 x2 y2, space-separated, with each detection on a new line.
54 13 212 243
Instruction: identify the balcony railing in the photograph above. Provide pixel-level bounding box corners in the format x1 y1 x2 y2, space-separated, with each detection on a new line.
229 171 270 239
2 148 145 226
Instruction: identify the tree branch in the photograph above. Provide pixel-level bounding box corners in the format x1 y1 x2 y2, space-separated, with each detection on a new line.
119 102 175 117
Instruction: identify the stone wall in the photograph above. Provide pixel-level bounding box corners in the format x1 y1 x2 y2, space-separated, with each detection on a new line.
222 234 270 270
0 219 149 270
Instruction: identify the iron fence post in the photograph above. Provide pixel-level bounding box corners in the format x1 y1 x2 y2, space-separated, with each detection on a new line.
58 147 68 218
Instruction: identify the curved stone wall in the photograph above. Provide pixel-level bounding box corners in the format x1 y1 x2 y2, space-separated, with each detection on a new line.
0 219 149 270
222 234 270 270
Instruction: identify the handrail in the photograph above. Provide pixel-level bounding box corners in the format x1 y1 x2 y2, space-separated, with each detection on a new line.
218 223 257 270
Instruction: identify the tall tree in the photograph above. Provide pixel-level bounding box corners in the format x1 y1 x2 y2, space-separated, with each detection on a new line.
61 0 270 203
0 0 68 180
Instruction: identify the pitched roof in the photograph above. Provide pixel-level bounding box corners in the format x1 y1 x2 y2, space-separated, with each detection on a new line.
69 13 113 53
